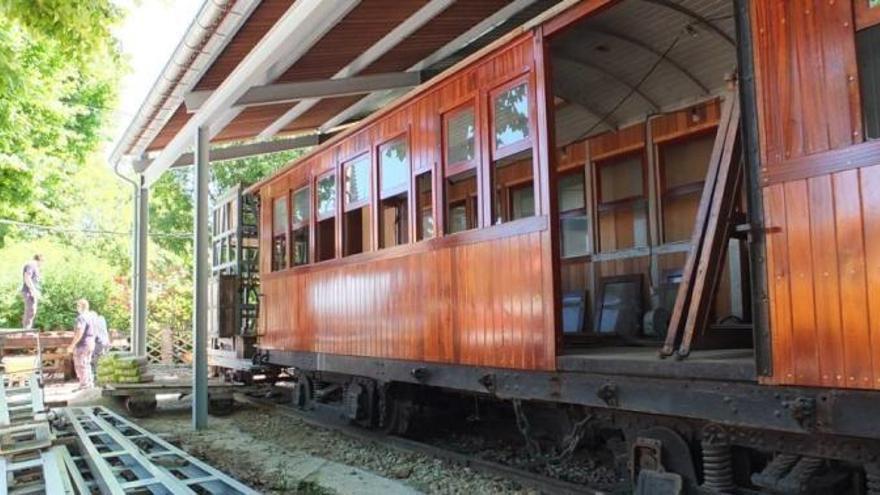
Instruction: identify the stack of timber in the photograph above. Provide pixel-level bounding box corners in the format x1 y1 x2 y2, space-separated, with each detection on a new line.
0 330 74 383
661 94 744 358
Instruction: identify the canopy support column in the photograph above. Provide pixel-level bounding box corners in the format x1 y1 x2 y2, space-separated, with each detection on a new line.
192 126 210 430
134 179 149 357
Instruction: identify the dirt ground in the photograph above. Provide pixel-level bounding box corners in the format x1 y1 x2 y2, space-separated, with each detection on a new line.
134 402 539 495
47 381 538 494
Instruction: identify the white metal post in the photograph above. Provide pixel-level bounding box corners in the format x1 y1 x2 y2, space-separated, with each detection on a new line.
193 126 210 430
130 184 140 352
135 180 149 357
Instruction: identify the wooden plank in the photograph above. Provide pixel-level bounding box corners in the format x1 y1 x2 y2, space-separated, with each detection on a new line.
859 164 880 389
782 180 819 385
833 169 874 388
677 96 742 357
855 0 880 31
763 184 793 384
807 175 845 387
792 0 828 155
819 0 861 150
762 139 880 185
660 95 737 356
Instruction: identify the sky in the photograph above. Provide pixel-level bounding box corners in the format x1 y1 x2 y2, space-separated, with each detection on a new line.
107 0 203 157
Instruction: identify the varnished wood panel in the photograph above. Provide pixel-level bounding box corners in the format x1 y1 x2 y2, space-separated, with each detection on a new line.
751 1 880 390
750 0 862 168
258 36 554 370
855 0 880 31
761 164 880 390
261 228 552 370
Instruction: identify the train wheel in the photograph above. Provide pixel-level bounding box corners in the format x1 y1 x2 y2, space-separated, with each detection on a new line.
124 396 157 418
381 389 415 436
208 398 235 416
292 374 314 409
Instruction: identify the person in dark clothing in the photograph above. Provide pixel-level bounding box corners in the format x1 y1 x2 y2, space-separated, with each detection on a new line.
20 254 43 329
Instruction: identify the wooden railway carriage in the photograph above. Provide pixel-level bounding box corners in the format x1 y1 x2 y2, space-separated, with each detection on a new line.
243 0 880 492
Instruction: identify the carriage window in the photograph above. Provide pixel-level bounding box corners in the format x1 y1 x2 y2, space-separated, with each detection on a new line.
559 171 589 258
659 133 714 242
446 169 477 234
343 155 371 256
272 197 288 271
290 187 310 266
379 138 410 248
445 106 476 166
857 24 880 139
492 151 535 224
491 80 534 224
493 82 530 151
416 171 434 240
316 173 337 262
597 153 647 252
380 138 409 196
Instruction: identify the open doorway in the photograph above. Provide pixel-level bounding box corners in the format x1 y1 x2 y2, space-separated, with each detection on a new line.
544 0 750 356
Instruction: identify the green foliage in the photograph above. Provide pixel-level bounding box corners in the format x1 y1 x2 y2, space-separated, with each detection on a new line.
0 240 128 331
146 247 192 335
150 168 194 258
0 0 122 247
149 148 308 259
211 148 306 195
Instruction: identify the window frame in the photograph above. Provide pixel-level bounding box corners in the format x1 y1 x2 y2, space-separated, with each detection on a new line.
489 75 533 161
342 152 372 212
595 150 647 208
415 170 435 241
290 185 311 231
442 101 478 178
289 185 311 267
315 170 338 221
271 194 289 271
444 169 479 235
557 168 591 260
378 133 411 200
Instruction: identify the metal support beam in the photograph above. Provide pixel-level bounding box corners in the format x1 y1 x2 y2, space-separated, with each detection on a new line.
192 126 209 430
134 180 148 357
184 71 423 112
129 183 139 352
142 0 362 187
258 0 456 139
170 134 320 168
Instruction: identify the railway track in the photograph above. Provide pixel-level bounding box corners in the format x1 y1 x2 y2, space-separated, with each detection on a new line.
232 390 604 495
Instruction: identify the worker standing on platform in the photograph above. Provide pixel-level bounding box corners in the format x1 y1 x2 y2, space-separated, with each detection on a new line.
69 299 97 389
20 254 43 329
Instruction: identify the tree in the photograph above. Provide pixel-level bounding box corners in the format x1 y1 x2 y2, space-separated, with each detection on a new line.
211 148 305 196
0 0 122 246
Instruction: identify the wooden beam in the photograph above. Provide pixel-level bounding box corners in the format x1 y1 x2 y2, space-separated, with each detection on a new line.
183 72 424 112
660 93 740 357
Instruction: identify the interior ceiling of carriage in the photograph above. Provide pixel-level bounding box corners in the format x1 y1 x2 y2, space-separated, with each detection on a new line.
115 0 738 172
550 0 737 145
